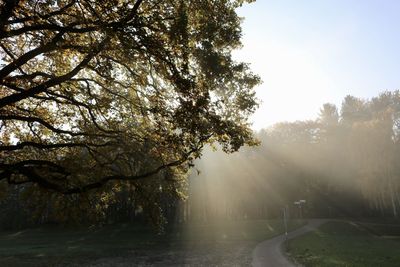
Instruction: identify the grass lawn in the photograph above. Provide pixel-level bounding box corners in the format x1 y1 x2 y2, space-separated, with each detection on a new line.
286 221 400 267
0 219 305 266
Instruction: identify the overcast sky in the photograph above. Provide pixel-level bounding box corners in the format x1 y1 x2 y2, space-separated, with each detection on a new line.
234 0 400 130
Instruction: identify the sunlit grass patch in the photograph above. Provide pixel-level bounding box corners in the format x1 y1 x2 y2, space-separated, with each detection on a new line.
177 219 305 243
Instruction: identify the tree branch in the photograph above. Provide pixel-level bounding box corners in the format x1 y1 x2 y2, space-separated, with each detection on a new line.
0 141 114 151
0 32 64 80
1 140 207 195
0 36 109 109
0 114 110 137
0 0 20 31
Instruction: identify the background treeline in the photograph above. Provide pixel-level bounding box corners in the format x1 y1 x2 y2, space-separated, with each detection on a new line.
0 170 186 229
2 91 400 229
188 91 400 221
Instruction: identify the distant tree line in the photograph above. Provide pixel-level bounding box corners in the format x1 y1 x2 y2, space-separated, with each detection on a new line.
188 91 400 220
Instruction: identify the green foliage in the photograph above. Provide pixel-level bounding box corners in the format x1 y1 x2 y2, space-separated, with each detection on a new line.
0 0 259 224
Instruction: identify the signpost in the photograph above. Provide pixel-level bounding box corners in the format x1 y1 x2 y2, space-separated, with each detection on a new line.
294 199 306 219
282 200 306 242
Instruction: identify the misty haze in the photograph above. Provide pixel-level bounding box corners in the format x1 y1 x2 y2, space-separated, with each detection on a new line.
1 0 400 266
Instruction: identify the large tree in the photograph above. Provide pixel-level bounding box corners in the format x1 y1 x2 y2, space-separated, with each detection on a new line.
0 0 259 195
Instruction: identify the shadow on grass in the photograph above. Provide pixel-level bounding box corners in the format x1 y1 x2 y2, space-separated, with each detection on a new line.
0 219 305 266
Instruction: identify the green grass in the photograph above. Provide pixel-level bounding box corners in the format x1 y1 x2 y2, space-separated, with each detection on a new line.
0 219 305 266
352 221 400 237
176 218 305 242
286 221 400 267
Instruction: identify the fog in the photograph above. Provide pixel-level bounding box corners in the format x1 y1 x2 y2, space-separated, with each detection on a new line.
187 91 400 221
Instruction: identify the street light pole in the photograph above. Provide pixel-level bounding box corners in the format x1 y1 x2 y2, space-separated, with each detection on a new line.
283 206 288 241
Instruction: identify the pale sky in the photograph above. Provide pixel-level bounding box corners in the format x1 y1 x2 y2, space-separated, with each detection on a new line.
234 0 400 130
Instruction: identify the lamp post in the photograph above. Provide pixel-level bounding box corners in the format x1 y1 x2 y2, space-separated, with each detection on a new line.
283 206 288 240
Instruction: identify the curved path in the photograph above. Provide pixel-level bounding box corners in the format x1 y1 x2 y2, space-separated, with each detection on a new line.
252 219 328 267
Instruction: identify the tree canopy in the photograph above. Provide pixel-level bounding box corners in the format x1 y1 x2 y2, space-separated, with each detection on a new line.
0 0 260 196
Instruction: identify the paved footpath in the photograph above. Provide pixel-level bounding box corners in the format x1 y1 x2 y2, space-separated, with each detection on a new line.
252 219 328 267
